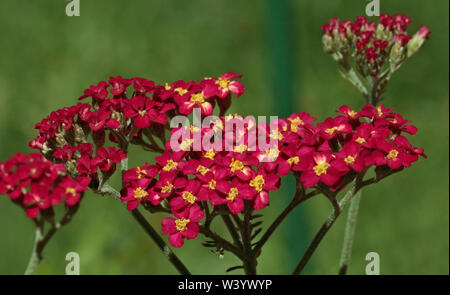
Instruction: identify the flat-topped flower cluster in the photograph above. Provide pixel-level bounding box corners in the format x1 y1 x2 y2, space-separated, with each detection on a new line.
0 152 88 218
120 103 425 247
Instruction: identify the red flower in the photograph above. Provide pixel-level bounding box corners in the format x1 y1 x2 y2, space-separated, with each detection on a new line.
162 205 204 248
372 140 411 169
177 88 214 116
78 81 109 101
220 153 258 182
212 178 255 214
123 95 157 128
360 104 393 120
317 116 352 140
120 178 152 210
336 105 360 120
394 14 412 32
95 146 126 172
394 34 412 46
52 176 90 206
132 77 155 95
155 151 186 173
373 40 389 51
123 163 159 182
417 25 431 39
287 112 316 133
154 171 187 199
365 47 378 63
212 72 245 99
170 179 206 217
88 109 111 131
379 14 395 29
249 168 280 211
76 155 100 177
336 142 366 172
109 76 131 96
299 152 343 188
23 183 51 219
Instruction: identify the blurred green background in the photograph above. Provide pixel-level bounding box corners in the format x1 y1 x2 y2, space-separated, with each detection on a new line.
0 0 448 275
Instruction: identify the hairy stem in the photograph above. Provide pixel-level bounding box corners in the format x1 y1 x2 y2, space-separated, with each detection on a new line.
131 209 191 275
221 215 243 249
338 190 362 275
24 227 44 275
24 203 80 275
242 204 256 275
292 180 361 275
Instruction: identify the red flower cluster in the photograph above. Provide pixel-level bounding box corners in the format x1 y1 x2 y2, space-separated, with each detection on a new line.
29 73 244 163
267 104 425 189
0 152 89 219
120 104 425 248
55 143 126 184
321 14 430 70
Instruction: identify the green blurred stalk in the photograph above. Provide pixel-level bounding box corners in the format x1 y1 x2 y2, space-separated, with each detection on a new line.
338 190 361 274
265 0 310 272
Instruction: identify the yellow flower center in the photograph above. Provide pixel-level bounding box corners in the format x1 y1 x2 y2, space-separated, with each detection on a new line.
227 187 239 201
180 139 194 151
182 191 197 204
230 158 244 172
203 150 215 160
348 110 357 117
313 162 330 176
387 149 399 159
163 159 178 171
138 110 147 117
233 144 248 154
175 218 190 231
161 181 174 193
209 179 216 190
216 78 229 89
355 137 366 144
65 187 77 197
137 166 147 179
189 125 200 133
190 93 205 103
344 155 355 164
287 156 299 165
325 126 338 135
164 83 171 90
265 147 280 161
289 117 304 132
377 106 383 117
270 129 283 141
174 87 188 95
196 165 210 175
250 175 265 193
134 187 148 199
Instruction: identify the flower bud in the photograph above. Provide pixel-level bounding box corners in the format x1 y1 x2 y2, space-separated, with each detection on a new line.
55 132 68 146
322 34 335 54
407 26 431 57
73 123 86 143
390 43 406 65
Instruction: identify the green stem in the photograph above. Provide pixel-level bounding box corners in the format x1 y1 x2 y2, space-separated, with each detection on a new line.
131 209 191 275
242 204 256 275
24 227 44 275
98 181 191 275
338 190 362 275
292 180 362 275
221 215 243 249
